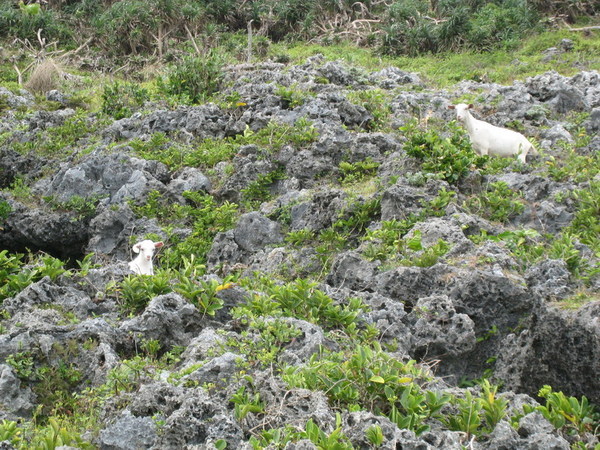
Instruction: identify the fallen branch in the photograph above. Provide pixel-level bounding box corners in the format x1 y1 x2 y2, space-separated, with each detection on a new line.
568 25 600 31
184 24 201 56
13 64 23 86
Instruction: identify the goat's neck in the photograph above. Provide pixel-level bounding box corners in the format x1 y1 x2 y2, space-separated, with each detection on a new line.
462 110 479 135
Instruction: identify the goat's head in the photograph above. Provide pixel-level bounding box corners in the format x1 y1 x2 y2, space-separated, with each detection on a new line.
132 240 164 262
448 103 473 123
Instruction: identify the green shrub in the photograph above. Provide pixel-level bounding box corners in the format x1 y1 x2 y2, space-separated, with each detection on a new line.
174 277 225 317
0 251 71 301
402 120 486 184
276 84 312 109
283 343 447 435
6 350 36 380
153 192 240 269
158 53 224 104
338 159 380 185
466 1 539 51
363 228 450 268
465 181 525 223
92 0 202 55
285 229 315 247
0 199 11 224
379 0 539 56
43 195 103 221
236 277 370 339
226 317 303 367
0 2 72 43
113 269 173 315
566 181 600 252
101 82 150 119
241 168 286 209
332 196 381 237
346 89 392 131
231 385 265 420
298 416 353 449
0 420 21 447
524 385 598 436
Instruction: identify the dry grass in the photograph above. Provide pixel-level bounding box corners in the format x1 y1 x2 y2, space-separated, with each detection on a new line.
25 59 62 94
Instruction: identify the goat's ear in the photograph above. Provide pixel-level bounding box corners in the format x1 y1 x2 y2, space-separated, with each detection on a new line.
468 104 474 109
448 105 455 110
132 243 141 254
155 241 164 249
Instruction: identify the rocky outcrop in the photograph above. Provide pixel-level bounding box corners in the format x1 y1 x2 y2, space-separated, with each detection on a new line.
0 57 598 448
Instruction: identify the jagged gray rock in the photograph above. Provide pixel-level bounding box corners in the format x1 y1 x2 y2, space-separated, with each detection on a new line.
98 410 157 450
496 301 600 405
0 59 598 448
0 364 35 419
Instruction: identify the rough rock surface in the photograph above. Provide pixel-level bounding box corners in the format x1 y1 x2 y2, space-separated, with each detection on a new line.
0 57 598 449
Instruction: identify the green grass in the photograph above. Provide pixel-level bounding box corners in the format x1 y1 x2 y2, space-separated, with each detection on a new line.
270 28 600 87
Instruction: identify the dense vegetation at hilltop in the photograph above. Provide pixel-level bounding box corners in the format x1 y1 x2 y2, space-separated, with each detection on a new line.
0 1 599 449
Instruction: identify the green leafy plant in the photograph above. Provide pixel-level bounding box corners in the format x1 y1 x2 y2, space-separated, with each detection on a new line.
35 254 68 281
347 89 392 131
403 120 487 184
43 195 103 221
0 199 11 224
112 269 172 315
231 385 265 421
276 83 312 109
465 181 525 222
105 356 150 395
92 0 202 56
285 229 315 247
226 317 302 367
283 343 446 435
442 390 483 438
159 52 224 104
545 150 600 183
299 415 353 450
140 339 161 360
566 181 600 252
338 159 380 185
363 227 450 268
29 417 90 450
33 342 84 419
524 385 598 436
6 351 36 380
478 379 508 433
174 277 226 317
75 253 100 276
0 2 72 43
0 420 21 446
365 424 384 446
241 168 286 209
101 81 150 119
332 196 381 238
248 426 296 449
236 277 374 343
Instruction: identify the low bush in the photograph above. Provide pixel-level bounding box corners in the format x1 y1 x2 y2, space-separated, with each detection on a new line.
0 2 72 43
402 120 487 184
158 53 224 104
101 81 150 119
465 181 525 223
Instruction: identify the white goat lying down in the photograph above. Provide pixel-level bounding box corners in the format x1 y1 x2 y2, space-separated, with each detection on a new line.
448 103 537 163
128 240 164 275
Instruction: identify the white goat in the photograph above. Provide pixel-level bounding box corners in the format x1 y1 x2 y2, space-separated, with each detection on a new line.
448 103 537 163
128 240 164 275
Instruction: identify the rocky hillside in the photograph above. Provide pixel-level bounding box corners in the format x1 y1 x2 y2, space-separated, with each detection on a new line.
0 51 599 448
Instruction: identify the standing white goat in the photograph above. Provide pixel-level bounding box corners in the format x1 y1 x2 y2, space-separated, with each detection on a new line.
448 103 537 163
128 240 164 275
